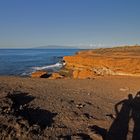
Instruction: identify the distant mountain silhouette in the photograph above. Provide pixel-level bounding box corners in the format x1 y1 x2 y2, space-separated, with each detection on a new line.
34 45 78 49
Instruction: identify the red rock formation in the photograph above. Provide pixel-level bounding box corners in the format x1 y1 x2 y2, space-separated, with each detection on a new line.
73 69 95 79
31 71 48 78
63 46 140 78
48 73 63 79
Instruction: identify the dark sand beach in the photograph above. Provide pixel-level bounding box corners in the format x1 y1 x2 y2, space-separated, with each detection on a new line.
0 76 140 139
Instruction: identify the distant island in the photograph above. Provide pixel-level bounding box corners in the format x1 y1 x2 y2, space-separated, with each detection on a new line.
34 45 79 49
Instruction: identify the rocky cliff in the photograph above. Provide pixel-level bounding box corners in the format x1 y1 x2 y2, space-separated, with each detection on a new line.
63 46 140 79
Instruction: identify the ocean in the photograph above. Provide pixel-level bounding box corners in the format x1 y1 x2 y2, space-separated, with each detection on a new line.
0 49 79 76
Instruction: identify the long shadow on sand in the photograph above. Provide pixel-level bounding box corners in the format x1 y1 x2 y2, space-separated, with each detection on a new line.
131 92 140 140
106 94 133 140
7 91 57 130
89 125 107 140
7 91 35 110
90 92 140 140
58 133 93 140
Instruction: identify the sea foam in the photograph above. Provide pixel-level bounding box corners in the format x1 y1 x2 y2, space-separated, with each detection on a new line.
21 61 65 76
32 62 64 71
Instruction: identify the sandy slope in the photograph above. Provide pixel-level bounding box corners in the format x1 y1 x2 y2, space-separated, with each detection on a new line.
0 76 140 139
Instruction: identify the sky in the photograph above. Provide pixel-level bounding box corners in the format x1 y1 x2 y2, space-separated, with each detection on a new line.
0 0 140 48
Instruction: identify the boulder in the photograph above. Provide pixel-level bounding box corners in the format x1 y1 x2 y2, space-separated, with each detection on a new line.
73 69 95 79
48 73 63 79
31 71 48 78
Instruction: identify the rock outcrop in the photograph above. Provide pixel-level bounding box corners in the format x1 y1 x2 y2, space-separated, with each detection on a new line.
31 71 64 79
63 46 140 78
72 69 95 79
48 72 64 79
31 71 48 78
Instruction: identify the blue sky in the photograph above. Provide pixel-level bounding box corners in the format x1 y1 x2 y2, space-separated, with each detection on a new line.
0 0 140 48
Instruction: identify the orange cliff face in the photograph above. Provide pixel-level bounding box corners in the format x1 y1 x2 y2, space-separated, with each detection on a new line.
63 46 140 79
31 71 48 78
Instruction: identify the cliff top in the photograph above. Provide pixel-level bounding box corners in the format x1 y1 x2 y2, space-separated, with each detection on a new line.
76 45 140 58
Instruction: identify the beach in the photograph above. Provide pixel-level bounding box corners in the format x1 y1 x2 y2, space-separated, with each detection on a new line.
0 76 140 139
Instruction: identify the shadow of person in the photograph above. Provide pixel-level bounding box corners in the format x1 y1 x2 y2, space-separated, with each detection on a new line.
131 91 140 140
107 94 133 140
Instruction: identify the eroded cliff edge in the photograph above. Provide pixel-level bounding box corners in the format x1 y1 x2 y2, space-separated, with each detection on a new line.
63 46 140 79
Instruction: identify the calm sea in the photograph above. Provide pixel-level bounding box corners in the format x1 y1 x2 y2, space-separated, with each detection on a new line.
0 49 79 76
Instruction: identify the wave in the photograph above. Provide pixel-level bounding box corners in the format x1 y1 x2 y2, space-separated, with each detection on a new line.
32 62 64 71
21 61 65 76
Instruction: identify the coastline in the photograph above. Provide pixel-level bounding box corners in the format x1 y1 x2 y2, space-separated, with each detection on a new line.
62 45 140 79
1 46 140 139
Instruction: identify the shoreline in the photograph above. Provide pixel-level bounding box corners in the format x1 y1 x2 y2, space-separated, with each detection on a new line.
1 46 140 139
